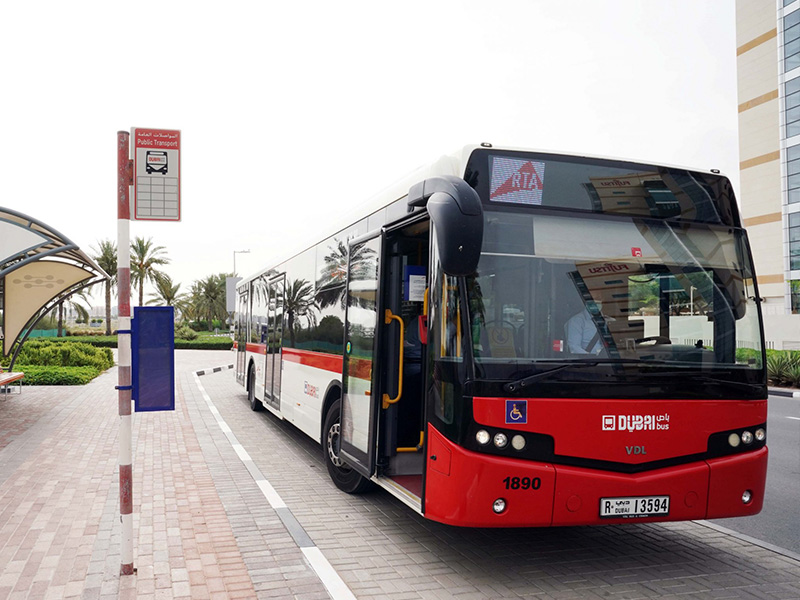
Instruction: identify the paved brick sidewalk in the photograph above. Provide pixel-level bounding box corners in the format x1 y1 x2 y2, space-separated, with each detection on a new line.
197 364 800 600
3 350 800 600
0 351 295 600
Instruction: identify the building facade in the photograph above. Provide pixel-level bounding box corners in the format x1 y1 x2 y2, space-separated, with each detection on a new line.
737 0 800 347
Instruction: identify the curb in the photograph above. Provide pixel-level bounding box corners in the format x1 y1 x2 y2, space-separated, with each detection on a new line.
768 387 800 398
695 520 800 563
195 364 234 377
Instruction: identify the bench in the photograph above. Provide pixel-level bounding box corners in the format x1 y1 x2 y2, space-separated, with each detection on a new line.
0 371 24 395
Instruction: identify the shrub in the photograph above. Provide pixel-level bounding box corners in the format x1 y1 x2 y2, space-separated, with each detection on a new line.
175 325 198 340
735 347 762 368
175 337 233 350
765 351 800 386
41 336 118 347
15 365 101 386
15 339 114 371
49 334 233 350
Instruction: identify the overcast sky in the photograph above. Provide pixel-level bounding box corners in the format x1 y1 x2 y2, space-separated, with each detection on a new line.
0 1 739 306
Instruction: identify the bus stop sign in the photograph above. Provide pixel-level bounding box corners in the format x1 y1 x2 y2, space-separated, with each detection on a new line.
131 128 181 222
132 306 175 412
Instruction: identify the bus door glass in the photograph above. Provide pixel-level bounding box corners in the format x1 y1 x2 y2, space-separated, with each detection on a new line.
235 289 248 385
340 232 383 477
264 273 285 409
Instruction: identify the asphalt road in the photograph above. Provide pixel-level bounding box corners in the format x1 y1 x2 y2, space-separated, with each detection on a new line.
711 392 800 554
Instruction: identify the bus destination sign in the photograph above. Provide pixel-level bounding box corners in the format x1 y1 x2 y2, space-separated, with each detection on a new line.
132 128 181 222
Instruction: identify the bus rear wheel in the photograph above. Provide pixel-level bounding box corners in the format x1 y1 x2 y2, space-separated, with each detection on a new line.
323 399 371 494
248 367 261 412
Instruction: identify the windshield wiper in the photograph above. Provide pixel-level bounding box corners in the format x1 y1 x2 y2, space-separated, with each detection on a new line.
503 359 670 393
636 370 764 392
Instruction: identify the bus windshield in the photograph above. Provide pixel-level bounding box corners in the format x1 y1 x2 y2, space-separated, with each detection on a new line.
466 209 763 380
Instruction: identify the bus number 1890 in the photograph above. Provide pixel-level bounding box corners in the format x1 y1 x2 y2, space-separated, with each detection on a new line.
502 476 541 490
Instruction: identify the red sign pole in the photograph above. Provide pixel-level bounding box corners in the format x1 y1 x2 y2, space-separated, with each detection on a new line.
117 130 134 576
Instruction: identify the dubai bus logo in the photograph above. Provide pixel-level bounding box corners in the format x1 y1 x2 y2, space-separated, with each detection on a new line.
146 150 168 174
603 414 670 431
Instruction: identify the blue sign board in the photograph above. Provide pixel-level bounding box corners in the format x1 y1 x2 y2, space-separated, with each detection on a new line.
132 306 175 412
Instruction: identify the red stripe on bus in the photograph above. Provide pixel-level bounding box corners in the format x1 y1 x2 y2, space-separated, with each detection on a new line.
244 342 266 354
282 348 342 374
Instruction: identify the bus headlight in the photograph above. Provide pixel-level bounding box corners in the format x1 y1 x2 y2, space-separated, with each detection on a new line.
741 430 754 445
727 433 741 448
755 428 766 442
492 498 507 514
742 490 752 504
511 435 526 450
493 433 508 448
476 430 491 445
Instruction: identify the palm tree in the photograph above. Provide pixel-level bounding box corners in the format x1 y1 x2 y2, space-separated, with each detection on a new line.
55 289 92 337
91 239 117 335
130 237 170 307
192 274 228 331
284 278 317 347
147 273 183 316
315 239 376 309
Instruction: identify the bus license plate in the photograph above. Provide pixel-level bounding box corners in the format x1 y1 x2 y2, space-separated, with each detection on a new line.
600 495 670 518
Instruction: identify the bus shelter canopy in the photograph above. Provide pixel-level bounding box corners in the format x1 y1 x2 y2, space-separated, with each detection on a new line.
1 207 107 365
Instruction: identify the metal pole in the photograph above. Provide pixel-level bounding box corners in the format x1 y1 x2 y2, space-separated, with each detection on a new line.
117 130 134 576
233 249 250 276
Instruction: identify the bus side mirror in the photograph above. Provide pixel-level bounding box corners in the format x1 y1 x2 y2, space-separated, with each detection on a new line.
408 176 483 276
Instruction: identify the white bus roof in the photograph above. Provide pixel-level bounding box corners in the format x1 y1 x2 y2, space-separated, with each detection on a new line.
237 143 728 286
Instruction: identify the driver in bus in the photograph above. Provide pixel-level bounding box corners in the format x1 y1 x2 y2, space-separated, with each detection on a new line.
566 300 609 355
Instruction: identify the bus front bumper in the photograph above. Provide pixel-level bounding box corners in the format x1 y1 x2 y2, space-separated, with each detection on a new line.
424 425 768 527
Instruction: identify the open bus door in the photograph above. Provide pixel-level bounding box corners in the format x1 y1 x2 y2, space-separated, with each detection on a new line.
263 273 285 410
339 232 383 479
336 218 433 506
235 289 248 385
328 176 482 504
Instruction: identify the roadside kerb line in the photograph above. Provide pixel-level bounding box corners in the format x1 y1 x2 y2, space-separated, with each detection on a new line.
192 369 357 600
196 364 234 377
694 520 800 562
768 387 800 398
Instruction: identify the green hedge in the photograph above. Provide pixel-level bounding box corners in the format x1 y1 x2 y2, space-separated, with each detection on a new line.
42 336 118 347
51 335 233 350
14 365 101 386
15 340 114 370
175 338 233 350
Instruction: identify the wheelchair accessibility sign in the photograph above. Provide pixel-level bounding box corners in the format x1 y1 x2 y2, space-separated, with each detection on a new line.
505 400 527 424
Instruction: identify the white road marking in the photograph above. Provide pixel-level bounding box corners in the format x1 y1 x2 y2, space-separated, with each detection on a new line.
192 371 356 600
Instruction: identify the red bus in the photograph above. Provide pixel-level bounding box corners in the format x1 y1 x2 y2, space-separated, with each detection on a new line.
234 144 767 526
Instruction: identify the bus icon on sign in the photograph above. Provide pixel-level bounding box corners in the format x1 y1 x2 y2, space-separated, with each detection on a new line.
146 151 168 174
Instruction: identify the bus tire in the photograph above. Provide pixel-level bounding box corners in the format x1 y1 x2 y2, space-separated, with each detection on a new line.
323 399 371 494
248 366 262 412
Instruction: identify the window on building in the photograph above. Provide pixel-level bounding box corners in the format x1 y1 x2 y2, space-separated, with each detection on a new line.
792 280 800 313
787 78 800 139
786 11 800 72
788 145 800 204
790 212 800 269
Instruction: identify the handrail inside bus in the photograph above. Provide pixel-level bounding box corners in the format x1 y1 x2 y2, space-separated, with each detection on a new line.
382 309 404 409
396 431 425 453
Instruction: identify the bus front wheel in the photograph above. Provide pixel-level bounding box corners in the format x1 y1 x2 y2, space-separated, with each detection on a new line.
323 399 371 494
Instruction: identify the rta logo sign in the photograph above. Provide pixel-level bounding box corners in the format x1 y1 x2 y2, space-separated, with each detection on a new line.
602 416 616 431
